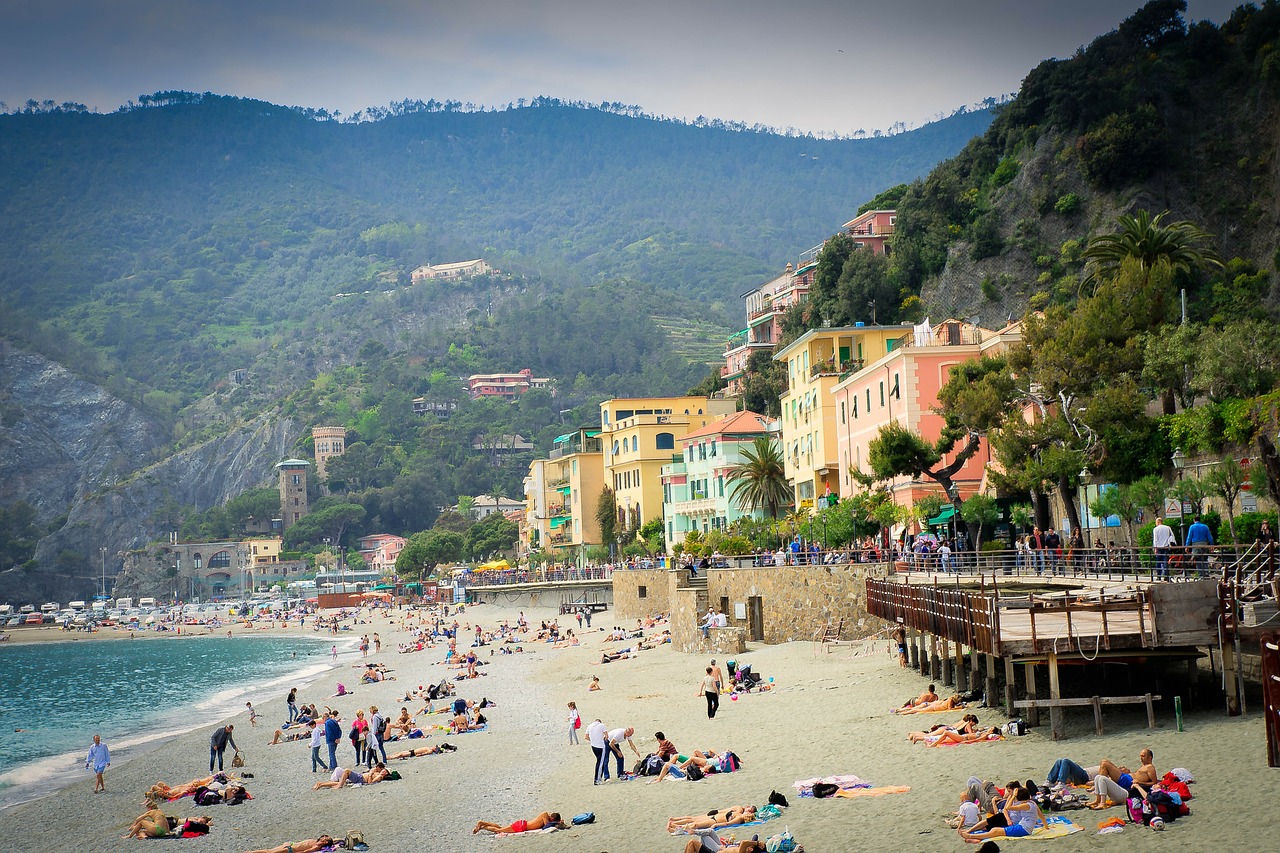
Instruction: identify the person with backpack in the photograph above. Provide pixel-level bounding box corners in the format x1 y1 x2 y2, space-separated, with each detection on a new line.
367 705 387 766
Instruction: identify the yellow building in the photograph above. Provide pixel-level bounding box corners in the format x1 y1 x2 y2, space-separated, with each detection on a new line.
774 325 911 510
522 430 605 562
601 396 736 530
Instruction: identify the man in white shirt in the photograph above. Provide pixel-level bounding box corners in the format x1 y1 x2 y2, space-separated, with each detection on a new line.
606 726 641 779
1151 517 1176 581
701 608 716 639
586 719 609 784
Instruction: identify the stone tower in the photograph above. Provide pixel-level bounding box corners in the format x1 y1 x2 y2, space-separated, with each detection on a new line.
311 426 347 480
276 459 310 531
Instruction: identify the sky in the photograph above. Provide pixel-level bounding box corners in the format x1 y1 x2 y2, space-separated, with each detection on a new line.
0 0 1245 135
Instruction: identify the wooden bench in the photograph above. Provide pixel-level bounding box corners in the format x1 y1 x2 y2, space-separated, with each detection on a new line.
1012 693 1161 735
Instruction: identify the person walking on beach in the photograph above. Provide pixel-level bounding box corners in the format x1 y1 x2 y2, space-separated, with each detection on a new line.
308 720 329 772
287 688 298 723
86 734 110 792
323 711 341 770
709 659 724 693
331 645 338 660
699 666 721 719
567 701 581 745
209 724 238 772
246 701 259 727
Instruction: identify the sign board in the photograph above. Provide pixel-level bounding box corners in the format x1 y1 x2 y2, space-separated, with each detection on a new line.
1242 493 1259 513
1163 498 1182 518
1182 500 1195 517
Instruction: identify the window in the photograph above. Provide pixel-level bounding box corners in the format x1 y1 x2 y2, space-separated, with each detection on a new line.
656 432 675 450
852 395 858 418
638 585 648 599
209 550 232 568
866 389 871 411
687 447 693 462
717 477 724 497
632 436 638 452
889 215 897 225
613 440 619 455
880 381 885 406
710 441 716 457
291 474 301 485
840 401 846 424
698 444 706 461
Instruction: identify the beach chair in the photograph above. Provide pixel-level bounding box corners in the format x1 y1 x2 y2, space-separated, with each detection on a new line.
814 618 846 653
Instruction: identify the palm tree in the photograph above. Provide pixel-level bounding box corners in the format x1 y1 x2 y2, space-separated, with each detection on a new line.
726 437 792 521
1081 209 1222 289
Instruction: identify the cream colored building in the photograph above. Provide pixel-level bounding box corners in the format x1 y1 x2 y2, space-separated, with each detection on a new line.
410 259 492 282
311 426 346 480
600 396 736 531
774 325 911 510
521 429 605 561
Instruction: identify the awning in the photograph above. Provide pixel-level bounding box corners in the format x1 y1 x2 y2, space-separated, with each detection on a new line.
372 583 395 591
549 516 570 528
553 433 572 443
928 504 957 525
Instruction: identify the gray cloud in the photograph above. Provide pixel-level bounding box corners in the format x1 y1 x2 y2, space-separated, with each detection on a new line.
0 0 1243 133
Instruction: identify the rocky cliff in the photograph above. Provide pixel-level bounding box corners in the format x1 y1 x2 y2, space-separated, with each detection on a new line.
0 342 300 604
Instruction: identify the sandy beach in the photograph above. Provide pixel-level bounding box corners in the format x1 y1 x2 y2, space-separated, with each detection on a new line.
0 601 1269 853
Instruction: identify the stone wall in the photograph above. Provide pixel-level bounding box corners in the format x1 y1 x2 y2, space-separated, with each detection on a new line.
706 562 892 645
613 569 691 620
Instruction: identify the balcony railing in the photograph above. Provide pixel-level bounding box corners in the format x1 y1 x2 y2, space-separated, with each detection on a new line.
550 436 602 459
548 477 570 488
671 497 717 515
846 224 894 238
893 325 984 350
811 358 864 379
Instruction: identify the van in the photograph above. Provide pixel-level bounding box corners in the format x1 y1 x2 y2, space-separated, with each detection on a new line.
138 597 157 609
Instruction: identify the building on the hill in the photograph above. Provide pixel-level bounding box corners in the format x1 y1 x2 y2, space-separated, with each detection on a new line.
466 369 553 399
413 398 458 417
660 411 778 553
465 494 527 519
411 259 492 282
601 395 737 531
276 458 310 530
842 209 896 255
721 255 820 397
311 426 347 479
774 324 912 511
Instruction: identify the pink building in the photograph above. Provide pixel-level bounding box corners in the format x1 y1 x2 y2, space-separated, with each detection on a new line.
357 534 407 573
466 369 553 399
722 257 820 395
842 210 896 256
831 319 1022 525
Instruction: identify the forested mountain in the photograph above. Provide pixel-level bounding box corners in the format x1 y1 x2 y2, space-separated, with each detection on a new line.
0 91 992 599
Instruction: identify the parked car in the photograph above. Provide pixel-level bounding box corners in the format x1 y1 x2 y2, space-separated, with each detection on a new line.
42 614 57 624
5 615 24 627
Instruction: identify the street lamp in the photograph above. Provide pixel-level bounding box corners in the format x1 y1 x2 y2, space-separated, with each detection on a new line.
100 547 107 602
1078 467 1092 548
1171 450 1187 544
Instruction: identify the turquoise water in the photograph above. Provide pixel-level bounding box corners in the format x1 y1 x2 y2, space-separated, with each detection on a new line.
0 635 337 809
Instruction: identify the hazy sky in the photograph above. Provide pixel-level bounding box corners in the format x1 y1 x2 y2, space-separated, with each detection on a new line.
1 0 1243 134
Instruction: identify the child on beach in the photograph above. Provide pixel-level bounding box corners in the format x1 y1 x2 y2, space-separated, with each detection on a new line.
568 701 581 744
246 701 258 726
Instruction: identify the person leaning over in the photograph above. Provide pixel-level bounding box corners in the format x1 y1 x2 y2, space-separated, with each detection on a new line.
209 724 238 772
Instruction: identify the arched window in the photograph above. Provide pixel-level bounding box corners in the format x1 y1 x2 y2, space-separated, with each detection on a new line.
209 550 233 569
632 436 639 452
655 432 675 450
613 440 620 455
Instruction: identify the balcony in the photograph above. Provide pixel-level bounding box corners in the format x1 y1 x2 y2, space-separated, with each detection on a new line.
549 436 602 459
811 358 864 379
671 497 717 515
548 476 570 488
892 324 984 350
846 224 894 238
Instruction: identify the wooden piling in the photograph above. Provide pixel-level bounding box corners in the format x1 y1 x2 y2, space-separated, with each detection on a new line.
1048 651 1064 740
1024 662 1040 727
1004 656 1016 718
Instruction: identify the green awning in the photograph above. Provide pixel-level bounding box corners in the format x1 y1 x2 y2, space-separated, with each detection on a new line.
373 583 396 590
553 433 572 443
549 517 570 528
928 504 957 525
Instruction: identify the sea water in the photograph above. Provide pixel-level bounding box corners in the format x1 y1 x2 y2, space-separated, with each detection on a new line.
0 634 342 810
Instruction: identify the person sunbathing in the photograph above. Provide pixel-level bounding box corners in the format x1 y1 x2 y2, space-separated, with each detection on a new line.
894 694 964 715
901 684 940 708
666 805 757 832
681 831 766 853
242 836 335 853
123 808 178 838
907 714 979 743
312 763 390 789
270 728 308 744
389 744 442 759
144 774 232 805
387 707 415 735
927 725 1000 746
472 811 566 834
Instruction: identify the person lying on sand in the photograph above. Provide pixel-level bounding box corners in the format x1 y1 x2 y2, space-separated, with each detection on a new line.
388 744 444 759
901 684 939 708
666 805 757 832
123 808 178 838
312 764 390 789
681 831 766 853
894 694 964 715
647 749 723 783
242 836 335 853
472 811 566 834
145 774 236 805
907 714 980 742
270 729 308 745
926 726 1000 746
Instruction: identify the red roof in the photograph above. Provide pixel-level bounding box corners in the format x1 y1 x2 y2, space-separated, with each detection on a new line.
680 411 771 442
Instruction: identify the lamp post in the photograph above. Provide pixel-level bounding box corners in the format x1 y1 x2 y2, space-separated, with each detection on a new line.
1171 449 1187 545
1078 467 1092 549
100 547 107 602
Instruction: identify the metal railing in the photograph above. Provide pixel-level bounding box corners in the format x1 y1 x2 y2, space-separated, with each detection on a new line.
461 565 615 587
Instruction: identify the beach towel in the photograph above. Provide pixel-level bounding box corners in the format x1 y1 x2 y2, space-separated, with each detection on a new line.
793 774 872 795
668 805 781 835
997 815 1083 840
833 785 911 798
493 826 563 838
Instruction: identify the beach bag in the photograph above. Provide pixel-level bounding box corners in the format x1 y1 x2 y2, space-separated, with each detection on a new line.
765 831 796 853
343 830 366 850
812 782 838 798
192 786 221 806
685 764 705 781
574 716 582 729
769 790 790 808
231 750 246 768
1127 794 1148 825
571 812 595 825
1004 719 1026 737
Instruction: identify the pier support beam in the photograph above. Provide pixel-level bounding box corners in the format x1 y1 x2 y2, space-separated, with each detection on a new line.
1004 656 1016 717
942 642 954 687
919 635 930 677
1223 638 1241 716
1024 663 1040 727
1048 651 1064 740
930 635 941 681
908 629 919 670
984 654 999 712
954 643 967 692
